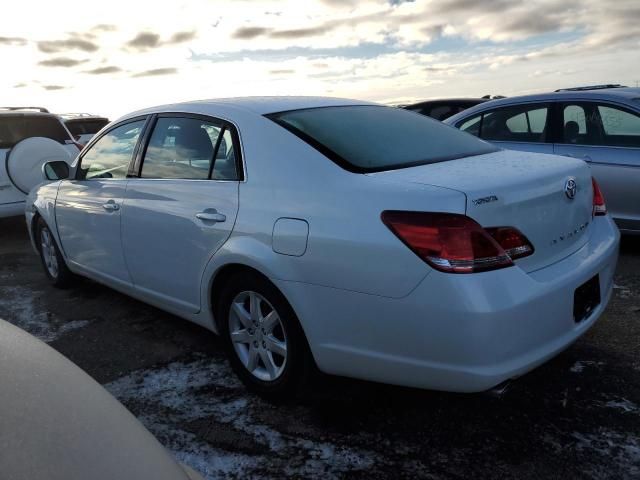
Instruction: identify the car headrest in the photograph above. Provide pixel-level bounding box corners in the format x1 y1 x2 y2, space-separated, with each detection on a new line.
175 126 213 159
564 121 580 143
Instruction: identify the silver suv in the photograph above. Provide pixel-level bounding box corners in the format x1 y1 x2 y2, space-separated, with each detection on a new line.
446 85 640 234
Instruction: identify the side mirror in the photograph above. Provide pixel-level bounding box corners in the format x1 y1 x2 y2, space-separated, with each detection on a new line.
43 161 70 181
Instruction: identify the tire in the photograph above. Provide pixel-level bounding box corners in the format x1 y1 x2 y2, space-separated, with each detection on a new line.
36 217 74 288
217 271 314 401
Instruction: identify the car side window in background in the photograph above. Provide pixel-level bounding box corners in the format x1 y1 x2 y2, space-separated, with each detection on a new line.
142 117 225 180
78 120 145 180
597 105 640 147
459 114 482 137
479 105 549 142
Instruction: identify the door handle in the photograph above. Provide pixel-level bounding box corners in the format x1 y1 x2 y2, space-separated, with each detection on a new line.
102 200 120 212
196 210 226 223
583 155 592 162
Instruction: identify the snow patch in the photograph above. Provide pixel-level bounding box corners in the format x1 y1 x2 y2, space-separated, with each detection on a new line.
106 357 375 479
570 360 605 373
572 430 640 477
0 285 90 342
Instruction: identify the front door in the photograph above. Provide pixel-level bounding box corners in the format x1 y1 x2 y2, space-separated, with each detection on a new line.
554 102 640 232
121 115 241 313
55 119 147 284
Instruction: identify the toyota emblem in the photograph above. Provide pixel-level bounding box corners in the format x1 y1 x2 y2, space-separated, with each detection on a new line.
564 177 577 200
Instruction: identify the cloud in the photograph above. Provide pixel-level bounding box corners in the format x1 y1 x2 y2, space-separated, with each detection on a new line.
126 30 197 50
126 32 161 50
43 85 66 91
0 36 26 46
232 27 272 39
269 69 295 75
38 38 99 53
168 31 196 44
270 26 332 39
13 83 27 88
84 66 122 75
38 57 88 67
132 67 177 78
92 24 117 32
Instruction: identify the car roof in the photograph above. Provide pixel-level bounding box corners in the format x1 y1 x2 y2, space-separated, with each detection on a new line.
120 96 378 121
59 113 109 121
444 87 640 124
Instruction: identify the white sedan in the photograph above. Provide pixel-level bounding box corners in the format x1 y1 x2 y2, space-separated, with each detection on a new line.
26 97 620 398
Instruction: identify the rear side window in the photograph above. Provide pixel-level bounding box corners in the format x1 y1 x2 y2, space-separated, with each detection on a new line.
140 117 239 180
0 115 70 149
474 104 549 143
78 120 145 180
268 105 497 173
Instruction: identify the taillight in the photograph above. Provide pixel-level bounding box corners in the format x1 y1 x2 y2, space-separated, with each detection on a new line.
381 211 514 273
592 177 606 216
485 227 534 260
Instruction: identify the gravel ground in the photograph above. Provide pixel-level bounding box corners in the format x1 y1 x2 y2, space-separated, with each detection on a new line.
1 215 639 479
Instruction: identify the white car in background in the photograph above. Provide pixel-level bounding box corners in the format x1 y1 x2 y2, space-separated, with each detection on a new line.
0 107 79 218
26 97 619 399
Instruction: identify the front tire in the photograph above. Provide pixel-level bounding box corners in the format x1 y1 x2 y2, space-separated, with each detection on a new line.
37 218 74 288
217 271 313 400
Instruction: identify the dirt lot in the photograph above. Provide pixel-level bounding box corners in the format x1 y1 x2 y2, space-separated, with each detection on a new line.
1 215 639 479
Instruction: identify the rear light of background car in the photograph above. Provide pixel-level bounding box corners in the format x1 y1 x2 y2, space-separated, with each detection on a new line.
592 177 606 216
381 211 517 273
485 227 534 260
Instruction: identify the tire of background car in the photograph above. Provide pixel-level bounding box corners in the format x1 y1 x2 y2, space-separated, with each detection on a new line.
36 217 74 288
217 271 314 401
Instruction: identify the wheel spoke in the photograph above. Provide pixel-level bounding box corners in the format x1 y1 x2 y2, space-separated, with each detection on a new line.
260 350 277 379
265 336 287 357
249 292 261 323
262 311 279 333
230 329 251 344
231 302 252 329
246 345 259 372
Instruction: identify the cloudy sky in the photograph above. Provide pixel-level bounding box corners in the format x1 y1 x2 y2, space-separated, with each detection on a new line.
1 0 639 118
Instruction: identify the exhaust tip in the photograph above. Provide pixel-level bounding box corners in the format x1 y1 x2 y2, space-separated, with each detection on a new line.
485 380 512 398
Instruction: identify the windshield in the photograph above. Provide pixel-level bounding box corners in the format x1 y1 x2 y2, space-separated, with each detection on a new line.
268 105 498 173
0 115 71 149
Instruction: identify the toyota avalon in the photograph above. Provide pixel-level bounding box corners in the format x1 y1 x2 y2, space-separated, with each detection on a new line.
26 97 620 398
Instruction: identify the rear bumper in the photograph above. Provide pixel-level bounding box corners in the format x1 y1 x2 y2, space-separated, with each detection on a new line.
0 201 25 219
277 216 620 392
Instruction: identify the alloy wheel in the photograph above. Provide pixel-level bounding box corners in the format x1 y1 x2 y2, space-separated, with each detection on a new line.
40 228 59 279
228 290 288 382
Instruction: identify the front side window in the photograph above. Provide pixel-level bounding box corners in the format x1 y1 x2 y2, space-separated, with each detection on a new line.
597 105 640 147
78 120 145 180
140 117 239 180
269 105 497 173
560 103 640 147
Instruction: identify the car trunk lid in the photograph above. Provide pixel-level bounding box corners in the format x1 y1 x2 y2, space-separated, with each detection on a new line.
367 150 594 273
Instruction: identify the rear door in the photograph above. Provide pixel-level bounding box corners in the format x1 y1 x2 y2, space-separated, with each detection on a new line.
458 103 554 154
121 114 241 313
55 118 147 284
553 101 640 231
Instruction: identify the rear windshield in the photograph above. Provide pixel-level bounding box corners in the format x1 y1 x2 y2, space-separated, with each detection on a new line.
0 115 70 149
65 119 109 136
267 105 498 173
